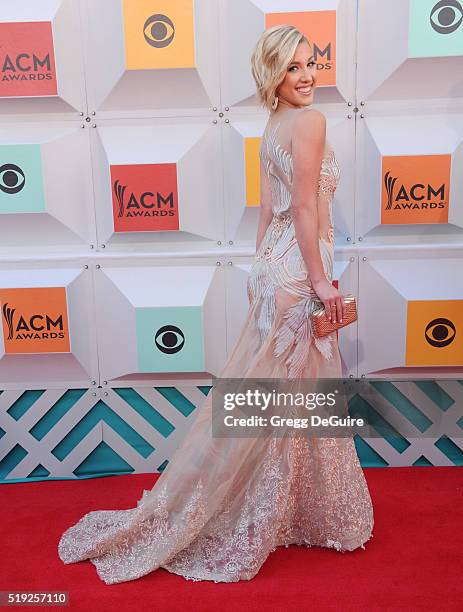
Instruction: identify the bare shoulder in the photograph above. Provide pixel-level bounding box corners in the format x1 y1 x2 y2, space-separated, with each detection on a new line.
291 109 326 159
293 108 326 134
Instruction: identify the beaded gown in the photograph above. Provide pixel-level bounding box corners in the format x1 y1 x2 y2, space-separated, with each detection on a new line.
58 107 374 585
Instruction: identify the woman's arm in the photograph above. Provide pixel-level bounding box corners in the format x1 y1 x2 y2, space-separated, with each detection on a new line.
291 109 345 324
255 155 273 251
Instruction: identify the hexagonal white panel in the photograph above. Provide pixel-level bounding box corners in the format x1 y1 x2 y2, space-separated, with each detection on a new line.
0 265 98 388
355 113 463 242
94 261 227 382
91 119 224 250
358 252 463 375
358 0 463 101
0 122 96 252
82 0 220 115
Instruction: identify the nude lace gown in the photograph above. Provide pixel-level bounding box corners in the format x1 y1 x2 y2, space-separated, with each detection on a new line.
58 110 374 584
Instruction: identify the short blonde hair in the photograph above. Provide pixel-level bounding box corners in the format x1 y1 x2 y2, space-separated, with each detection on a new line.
251 25 310 113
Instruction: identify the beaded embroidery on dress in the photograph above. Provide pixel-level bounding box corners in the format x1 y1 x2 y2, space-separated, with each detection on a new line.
58 108 374 585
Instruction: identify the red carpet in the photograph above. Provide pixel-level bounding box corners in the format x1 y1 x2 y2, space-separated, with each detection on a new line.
1 467 462 612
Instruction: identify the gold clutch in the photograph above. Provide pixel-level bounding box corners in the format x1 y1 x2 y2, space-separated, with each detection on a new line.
310 294 357 338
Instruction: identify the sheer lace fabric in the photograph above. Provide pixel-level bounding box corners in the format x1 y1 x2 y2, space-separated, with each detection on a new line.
58 108 374 585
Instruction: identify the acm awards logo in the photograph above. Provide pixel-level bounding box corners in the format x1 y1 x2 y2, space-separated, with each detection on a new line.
383 171 446 212
311 42 333 72
154 325 185 354
113 179 176 219
143 14 175 48
381 154 450 224
110 164 179 232
265 11 336 85
425 317 456 348
1 53 54 83
430 1 463 34
0 288 70 354
2 302 66 342
0 22 57 96
0 163 26 194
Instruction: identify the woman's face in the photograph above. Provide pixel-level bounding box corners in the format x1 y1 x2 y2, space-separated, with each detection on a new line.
275 41 317 110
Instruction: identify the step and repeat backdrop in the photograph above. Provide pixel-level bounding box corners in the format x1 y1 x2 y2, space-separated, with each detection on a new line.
0 0 462 480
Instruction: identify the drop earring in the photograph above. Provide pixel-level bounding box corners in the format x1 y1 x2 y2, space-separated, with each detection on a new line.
271 95 279 111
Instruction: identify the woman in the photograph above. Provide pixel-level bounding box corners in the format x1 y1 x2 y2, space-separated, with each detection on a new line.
58 25 374 584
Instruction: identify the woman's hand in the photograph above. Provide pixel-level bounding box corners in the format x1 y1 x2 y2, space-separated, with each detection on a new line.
312 278 345 324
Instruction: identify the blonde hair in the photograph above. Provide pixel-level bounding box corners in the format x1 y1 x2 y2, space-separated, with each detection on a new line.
251 25 310 113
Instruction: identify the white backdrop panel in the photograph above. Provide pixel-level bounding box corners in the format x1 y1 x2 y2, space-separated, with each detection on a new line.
0 122 96 252
0 263 98 388
358 250 463 376
0 0 86 116
94 259 227 384
81 0 220 117
357 0 463 102
91 118 224 250
356 112 463 243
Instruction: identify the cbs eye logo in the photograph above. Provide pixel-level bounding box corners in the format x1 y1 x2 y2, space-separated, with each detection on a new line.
430 0 463 34
154 324 185 354
0 163 26 195
143 14 175 48
425 317 456 348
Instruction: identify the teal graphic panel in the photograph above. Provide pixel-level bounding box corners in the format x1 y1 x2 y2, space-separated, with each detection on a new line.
409 0 463 57
0 382 462 484
136 306 205 373
0 145 46 213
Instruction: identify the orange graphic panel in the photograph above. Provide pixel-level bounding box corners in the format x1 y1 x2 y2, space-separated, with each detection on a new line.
0 287 70 354
266 11 336 86
245 137 261 207
381 155 450 225
110 163 179 232
0 22 57 97
406 300 463 366
123 0 195 70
